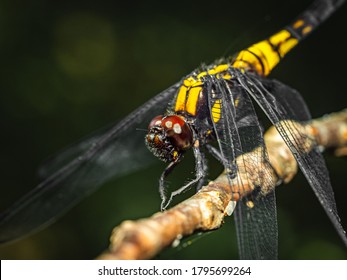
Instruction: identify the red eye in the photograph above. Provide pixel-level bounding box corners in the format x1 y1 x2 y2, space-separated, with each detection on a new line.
148 115 163 129
162 115 193 150
162 116 186 133
146 114 193 162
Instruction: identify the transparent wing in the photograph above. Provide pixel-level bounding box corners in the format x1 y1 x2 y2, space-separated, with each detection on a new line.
0 83 180 244
234 191 278 259
205 71 278 259
239 73 347 246
37 124 114 180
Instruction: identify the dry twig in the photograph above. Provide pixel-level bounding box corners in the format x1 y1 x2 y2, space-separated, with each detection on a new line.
97 109 347 260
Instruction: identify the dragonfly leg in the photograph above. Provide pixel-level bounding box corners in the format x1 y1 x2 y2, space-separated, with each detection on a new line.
194 142 208 192
159 155 182 210
206 144 225 164
160 142 207 210
206 144 237 178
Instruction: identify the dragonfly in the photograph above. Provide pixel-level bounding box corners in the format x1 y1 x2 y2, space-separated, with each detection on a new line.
0 0 346 259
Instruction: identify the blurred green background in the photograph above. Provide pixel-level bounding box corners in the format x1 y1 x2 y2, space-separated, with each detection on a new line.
0 0 346 259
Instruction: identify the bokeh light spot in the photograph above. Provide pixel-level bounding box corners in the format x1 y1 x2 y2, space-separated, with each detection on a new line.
54 13 116 79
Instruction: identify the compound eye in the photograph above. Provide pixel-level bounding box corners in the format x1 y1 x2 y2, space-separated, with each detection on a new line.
148 115 163 129
162 115 193 150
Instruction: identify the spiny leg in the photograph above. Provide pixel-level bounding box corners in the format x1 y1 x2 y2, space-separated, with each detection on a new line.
160 142 207 210
206 144 237 177
159 155 182 210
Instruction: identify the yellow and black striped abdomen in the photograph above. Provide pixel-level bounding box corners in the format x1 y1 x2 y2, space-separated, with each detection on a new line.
174 0 344 117
232 29 299 76
231 1 333 77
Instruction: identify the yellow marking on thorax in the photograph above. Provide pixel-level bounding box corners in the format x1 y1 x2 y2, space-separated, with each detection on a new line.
197 63 229 79
211 99 222 123
183 76 197 87
186 86 202 115
234 97 239 108
233 29 299 76
175 64 230 115
175 85 188 112
220 73 232 80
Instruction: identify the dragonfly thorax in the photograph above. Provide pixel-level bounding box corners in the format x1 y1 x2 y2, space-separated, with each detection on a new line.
145 115 193 162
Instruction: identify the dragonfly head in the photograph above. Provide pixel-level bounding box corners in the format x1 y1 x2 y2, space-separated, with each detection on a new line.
145 115 193 162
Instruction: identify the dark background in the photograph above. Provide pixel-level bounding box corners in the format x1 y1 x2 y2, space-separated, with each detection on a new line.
0 0 346 259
